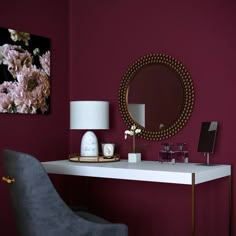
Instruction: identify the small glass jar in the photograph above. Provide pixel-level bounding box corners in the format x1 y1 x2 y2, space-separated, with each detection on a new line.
175 143 188 163
159 143 174 162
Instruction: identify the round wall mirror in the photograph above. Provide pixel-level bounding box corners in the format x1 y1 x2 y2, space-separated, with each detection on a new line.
118 53 194 141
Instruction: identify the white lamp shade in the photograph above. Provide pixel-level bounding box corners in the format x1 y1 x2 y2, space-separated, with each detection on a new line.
70 101 109 130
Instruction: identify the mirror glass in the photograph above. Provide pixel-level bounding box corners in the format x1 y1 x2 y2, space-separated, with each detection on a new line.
118 54 195 141
128 64 184 130
197 121 218 153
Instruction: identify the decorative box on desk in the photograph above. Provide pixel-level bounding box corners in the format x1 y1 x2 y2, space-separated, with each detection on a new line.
128 153 141 163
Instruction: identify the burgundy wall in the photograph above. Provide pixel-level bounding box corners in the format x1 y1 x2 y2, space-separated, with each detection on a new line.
0 0 69 235
1 0 236 235
69 0 236 236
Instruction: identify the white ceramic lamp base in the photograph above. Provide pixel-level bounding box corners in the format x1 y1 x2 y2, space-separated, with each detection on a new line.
80 131 98 156
128 153 141 163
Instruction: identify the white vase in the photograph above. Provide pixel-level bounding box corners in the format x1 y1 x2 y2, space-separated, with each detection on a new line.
128 153 141 163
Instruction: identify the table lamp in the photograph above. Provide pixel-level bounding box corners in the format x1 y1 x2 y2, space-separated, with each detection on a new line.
70 101 109 156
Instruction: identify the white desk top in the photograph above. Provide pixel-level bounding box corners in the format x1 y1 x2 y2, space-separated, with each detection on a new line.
42 160 231 185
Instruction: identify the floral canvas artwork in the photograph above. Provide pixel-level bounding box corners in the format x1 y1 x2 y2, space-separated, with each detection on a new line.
0 27 50 114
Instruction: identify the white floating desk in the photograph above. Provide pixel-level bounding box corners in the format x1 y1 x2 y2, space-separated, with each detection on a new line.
42 160 230 185
42 160 232 236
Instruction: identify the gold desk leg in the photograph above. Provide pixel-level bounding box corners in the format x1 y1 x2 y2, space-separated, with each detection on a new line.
229 175 232 236
192 173 195 236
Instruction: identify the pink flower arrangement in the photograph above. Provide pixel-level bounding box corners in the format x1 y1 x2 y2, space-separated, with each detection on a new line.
39 51 50 76
1 44 33 78
8 29 30 46
0 28 50 114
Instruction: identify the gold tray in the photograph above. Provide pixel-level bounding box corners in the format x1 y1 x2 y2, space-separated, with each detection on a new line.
69 153 120 163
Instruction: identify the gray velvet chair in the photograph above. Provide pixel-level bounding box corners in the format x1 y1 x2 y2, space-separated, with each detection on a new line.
2 149 128 236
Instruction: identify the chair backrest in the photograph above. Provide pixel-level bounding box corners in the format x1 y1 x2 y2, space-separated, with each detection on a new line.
2 149 128 236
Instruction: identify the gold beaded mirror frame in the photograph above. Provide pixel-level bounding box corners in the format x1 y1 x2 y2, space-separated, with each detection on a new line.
118 53 195 141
